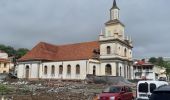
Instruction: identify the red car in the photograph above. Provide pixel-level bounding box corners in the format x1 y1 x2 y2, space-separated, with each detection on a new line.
97 85 134 100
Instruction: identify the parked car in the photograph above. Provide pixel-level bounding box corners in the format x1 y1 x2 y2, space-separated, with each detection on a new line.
158 77 166 81
136 80 168 100
149 85 170 100
97 85 134 100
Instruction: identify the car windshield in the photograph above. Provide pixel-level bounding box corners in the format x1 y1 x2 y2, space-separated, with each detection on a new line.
103 86 121 93
150 91 170 100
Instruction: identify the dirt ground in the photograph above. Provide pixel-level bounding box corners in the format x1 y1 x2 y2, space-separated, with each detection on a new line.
0 79 136 100
0 80 107 100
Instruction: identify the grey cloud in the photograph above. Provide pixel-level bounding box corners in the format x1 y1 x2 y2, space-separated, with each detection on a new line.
0 0 170 58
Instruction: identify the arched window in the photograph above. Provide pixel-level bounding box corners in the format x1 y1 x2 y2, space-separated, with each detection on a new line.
26 65 29 69
44 66 47 75
59 65 63 74
105 64 112 75
76 64 80 75
51 65 55 75
107 46 111 54
124 48 127 57
25 65 29 78
93 66 96 75
67 65 71 75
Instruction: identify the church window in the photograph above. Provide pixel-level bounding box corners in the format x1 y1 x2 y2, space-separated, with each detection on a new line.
51 65 55 75
67 65 71 75
124 48 127 57
4 63 7 68
76 64 80 75
26 65 29 69
44 66 47 75
93 66 96 75
59 65 63 74
107 46 111 54
105 64 112 75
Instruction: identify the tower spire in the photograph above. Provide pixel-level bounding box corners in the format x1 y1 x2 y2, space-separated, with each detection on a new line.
110 0 120 20
111 0 119 10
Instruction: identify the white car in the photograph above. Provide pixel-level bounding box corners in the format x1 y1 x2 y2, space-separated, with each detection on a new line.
136 80 168 100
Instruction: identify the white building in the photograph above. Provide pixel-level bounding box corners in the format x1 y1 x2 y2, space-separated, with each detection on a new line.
0 50 12 73
17 0 133 80
133 60 167 80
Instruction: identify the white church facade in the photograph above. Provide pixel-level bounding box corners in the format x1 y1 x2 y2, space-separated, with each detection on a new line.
17 0 134 80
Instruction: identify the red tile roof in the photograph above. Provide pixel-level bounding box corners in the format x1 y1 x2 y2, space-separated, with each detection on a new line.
137 61 145 65
134 60 153 67
0 50 5 53
0 58 10 63
19 41 100 62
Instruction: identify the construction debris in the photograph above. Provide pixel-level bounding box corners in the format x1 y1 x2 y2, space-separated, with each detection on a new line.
0 76 136 100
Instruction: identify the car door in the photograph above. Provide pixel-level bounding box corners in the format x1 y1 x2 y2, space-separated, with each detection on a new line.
126 86 133 100
120 87 128 100
124 86 131 100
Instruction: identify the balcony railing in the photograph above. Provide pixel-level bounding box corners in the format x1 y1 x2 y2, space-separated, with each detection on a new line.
134 69 153 73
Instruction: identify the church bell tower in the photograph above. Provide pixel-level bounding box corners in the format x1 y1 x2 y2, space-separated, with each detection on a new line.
99 0 133 79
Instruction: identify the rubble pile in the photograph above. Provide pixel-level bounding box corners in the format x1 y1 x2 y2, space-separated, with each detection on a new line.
0 80 105 100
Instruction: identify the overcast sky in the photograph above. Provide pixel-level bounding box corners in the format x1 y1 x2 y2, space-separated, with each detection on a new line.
0 0 170 58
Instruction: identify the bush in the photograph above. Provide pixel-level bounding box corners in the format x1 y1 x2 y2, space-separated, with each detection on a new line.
0 84 11 94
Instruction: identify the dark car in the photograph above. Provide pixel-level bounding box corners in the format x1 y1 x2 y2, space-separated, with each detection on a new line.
149 85 170 100
97 85 134 100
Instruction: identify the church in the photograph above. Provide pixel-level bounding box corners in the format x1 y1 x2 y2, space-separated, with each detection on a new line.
17 0 133 80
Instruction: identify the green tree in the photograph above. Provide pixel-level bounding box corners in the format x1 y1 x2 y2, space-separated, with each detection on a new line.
0 45 16 56
0 44 29 60
163 61 170 76
157 57 164 67
149 57 170 79
16 48 29 59
148 57 157 64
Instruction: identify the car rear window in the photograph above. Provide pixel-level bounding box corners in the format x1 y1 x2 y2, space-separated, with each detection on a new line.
139 83 148 93
150 83 156 93
103 86 121 93
150 91 170 100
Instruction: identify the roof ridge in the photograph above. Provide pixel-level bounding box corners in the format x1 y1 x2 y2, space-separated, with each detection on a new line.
57 40 98 47
38 41 99 47
38 42 58 47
